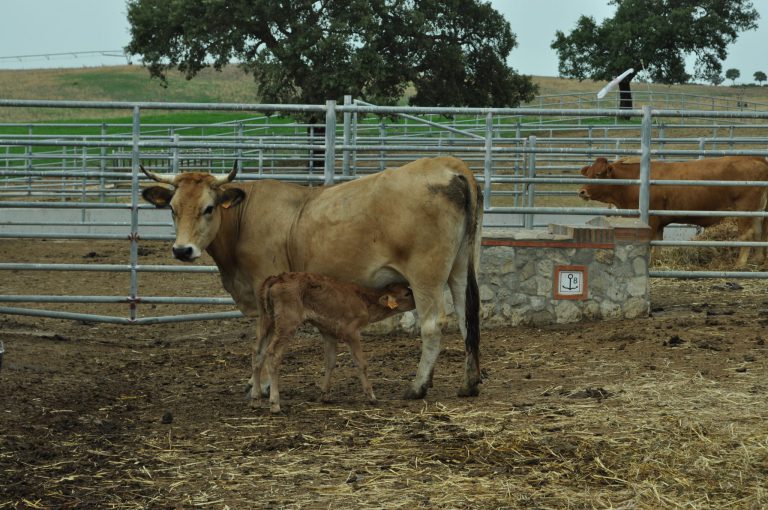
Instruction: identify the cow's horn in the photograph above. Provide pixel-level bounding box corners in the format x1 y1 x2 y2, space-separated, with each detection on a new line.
140 165 176 185
213 161 239 186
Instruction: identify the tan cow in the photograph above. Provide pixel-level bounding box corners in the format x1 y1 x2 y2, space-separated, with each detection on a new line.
579 156 768 266
140 156 483 402
256 272 415 413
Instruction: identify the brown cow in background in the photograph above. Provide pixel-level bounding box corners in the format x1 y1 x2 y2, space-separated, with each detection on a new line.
256 272 415 413
579 156 768 266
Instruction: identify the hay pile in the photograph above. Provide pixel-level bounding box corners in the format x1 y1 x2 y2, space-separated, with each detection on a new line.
653 218 765 270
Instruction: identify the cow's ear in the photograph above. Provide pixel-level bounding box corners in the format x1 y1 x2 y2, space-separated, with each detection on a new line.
604 165 614 177
379 295 399 309
218 188 246 209
580 165 589 176
142 186 174 208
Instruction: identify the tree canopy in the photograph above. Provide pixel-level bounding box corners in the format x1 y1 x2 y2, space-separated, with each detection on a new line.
125 0 537 115
551 0 759 107
725 68 741 85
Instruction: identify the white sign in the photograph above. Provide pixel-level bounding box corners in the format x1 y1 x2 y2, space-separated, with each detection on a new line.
557 270 584 296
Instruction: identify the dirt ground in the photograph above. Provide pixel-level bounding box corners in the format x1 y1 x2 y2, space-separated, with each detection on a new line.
1 239 767 509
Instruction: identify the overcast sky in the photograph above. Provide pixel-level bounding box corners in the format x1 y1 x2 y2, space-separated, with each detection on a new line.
0 0 765 83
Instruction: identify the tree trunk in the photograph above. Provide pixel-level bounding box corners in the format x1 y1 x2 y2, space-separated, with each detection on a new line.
618 73 635 119
307 119 325 175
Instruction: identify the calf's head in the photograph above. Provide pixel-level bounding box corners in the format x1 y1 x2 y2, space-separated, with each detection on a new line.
141 164 245 262
578 157 615 202
378 283 416 313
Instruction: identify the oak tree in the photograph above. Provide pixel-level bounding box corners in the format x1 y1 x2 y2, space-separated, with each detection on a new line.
551 0 759 110
126 0 537 121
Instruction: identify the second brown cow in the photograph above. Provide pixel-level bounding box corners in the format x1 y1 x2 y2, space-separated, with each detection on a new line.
579 156 768 266
255 272 416 413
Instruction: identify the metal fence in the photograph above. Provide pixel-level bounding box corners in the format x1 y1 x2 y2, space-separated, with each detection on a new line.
2 97 768 324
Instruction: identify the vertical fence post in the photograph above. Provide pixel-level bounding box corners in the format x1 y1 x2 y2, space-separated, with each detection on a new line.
26 125 32 196
483 112 493 211
698 138 705 159
324 100 337 185
525 135 536 229
172 132 179 173
99 123 106 202
658 123 665 159
639 105 652 226
236 122 244 172
351 103 358 175
81 138 87 222
342 95 352 177
378 119 386 172
129 106 141 322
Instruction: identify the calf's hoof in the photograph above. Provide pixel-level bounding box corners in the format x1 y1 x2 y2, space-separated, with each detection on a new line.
269 404 282 414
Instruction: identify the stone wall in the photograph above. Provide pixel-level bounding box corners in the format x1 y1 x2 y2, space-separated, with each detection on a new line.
479 217 651 327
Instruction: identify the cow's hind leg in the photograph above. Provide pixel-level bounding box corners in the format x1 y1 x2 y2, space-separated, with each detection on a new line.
404 290 442 400
735 217 758 267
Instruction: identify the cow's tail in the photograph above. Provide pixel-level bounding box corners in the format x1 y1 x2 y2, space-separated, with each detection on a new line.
459 175 483 396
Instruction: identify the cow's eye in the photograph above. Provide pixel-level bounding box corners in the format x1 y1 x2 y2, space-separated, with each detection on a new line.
203 205 215 216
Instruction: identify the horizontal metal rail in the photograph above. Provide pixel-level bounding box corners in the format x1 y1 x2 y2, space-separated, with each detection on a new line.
3 98 768 326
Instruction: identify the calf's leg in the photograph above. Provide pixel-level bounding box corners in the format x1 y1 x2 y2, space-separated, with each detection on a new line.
343 331 377 405
319 333 338 403
249 314 273 407
249 315 273 401
265 332 292 414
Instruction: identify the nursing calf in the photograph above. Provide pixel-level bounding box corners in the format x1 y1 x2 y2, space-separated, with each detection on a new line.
255 272 415 413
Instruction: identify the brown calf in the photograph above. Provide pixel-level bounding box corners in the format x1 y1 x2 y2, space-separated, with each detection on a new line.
254 272 415 413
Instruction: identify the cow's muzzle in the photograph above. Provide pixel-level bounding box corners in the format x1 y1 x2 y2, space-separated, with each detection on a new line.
172 244 200 262
578 188 590 200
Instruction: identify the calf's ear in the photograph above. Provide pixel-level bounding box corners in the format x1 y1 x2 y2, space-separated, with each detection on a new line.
218 188 246 209
379 295 400 309
142 186 174 208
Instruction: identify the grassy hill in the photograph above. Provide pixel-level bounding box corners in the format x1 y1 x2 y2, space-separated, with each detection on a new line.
2 65 768 122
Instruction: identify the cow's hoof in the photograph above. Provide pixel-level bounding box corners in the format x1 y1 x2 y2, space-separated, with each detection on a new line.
319 392 332 403
368 396 379 406
403 385 427 400
269 405 282 414
457 384 480 398
248 398 261 409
